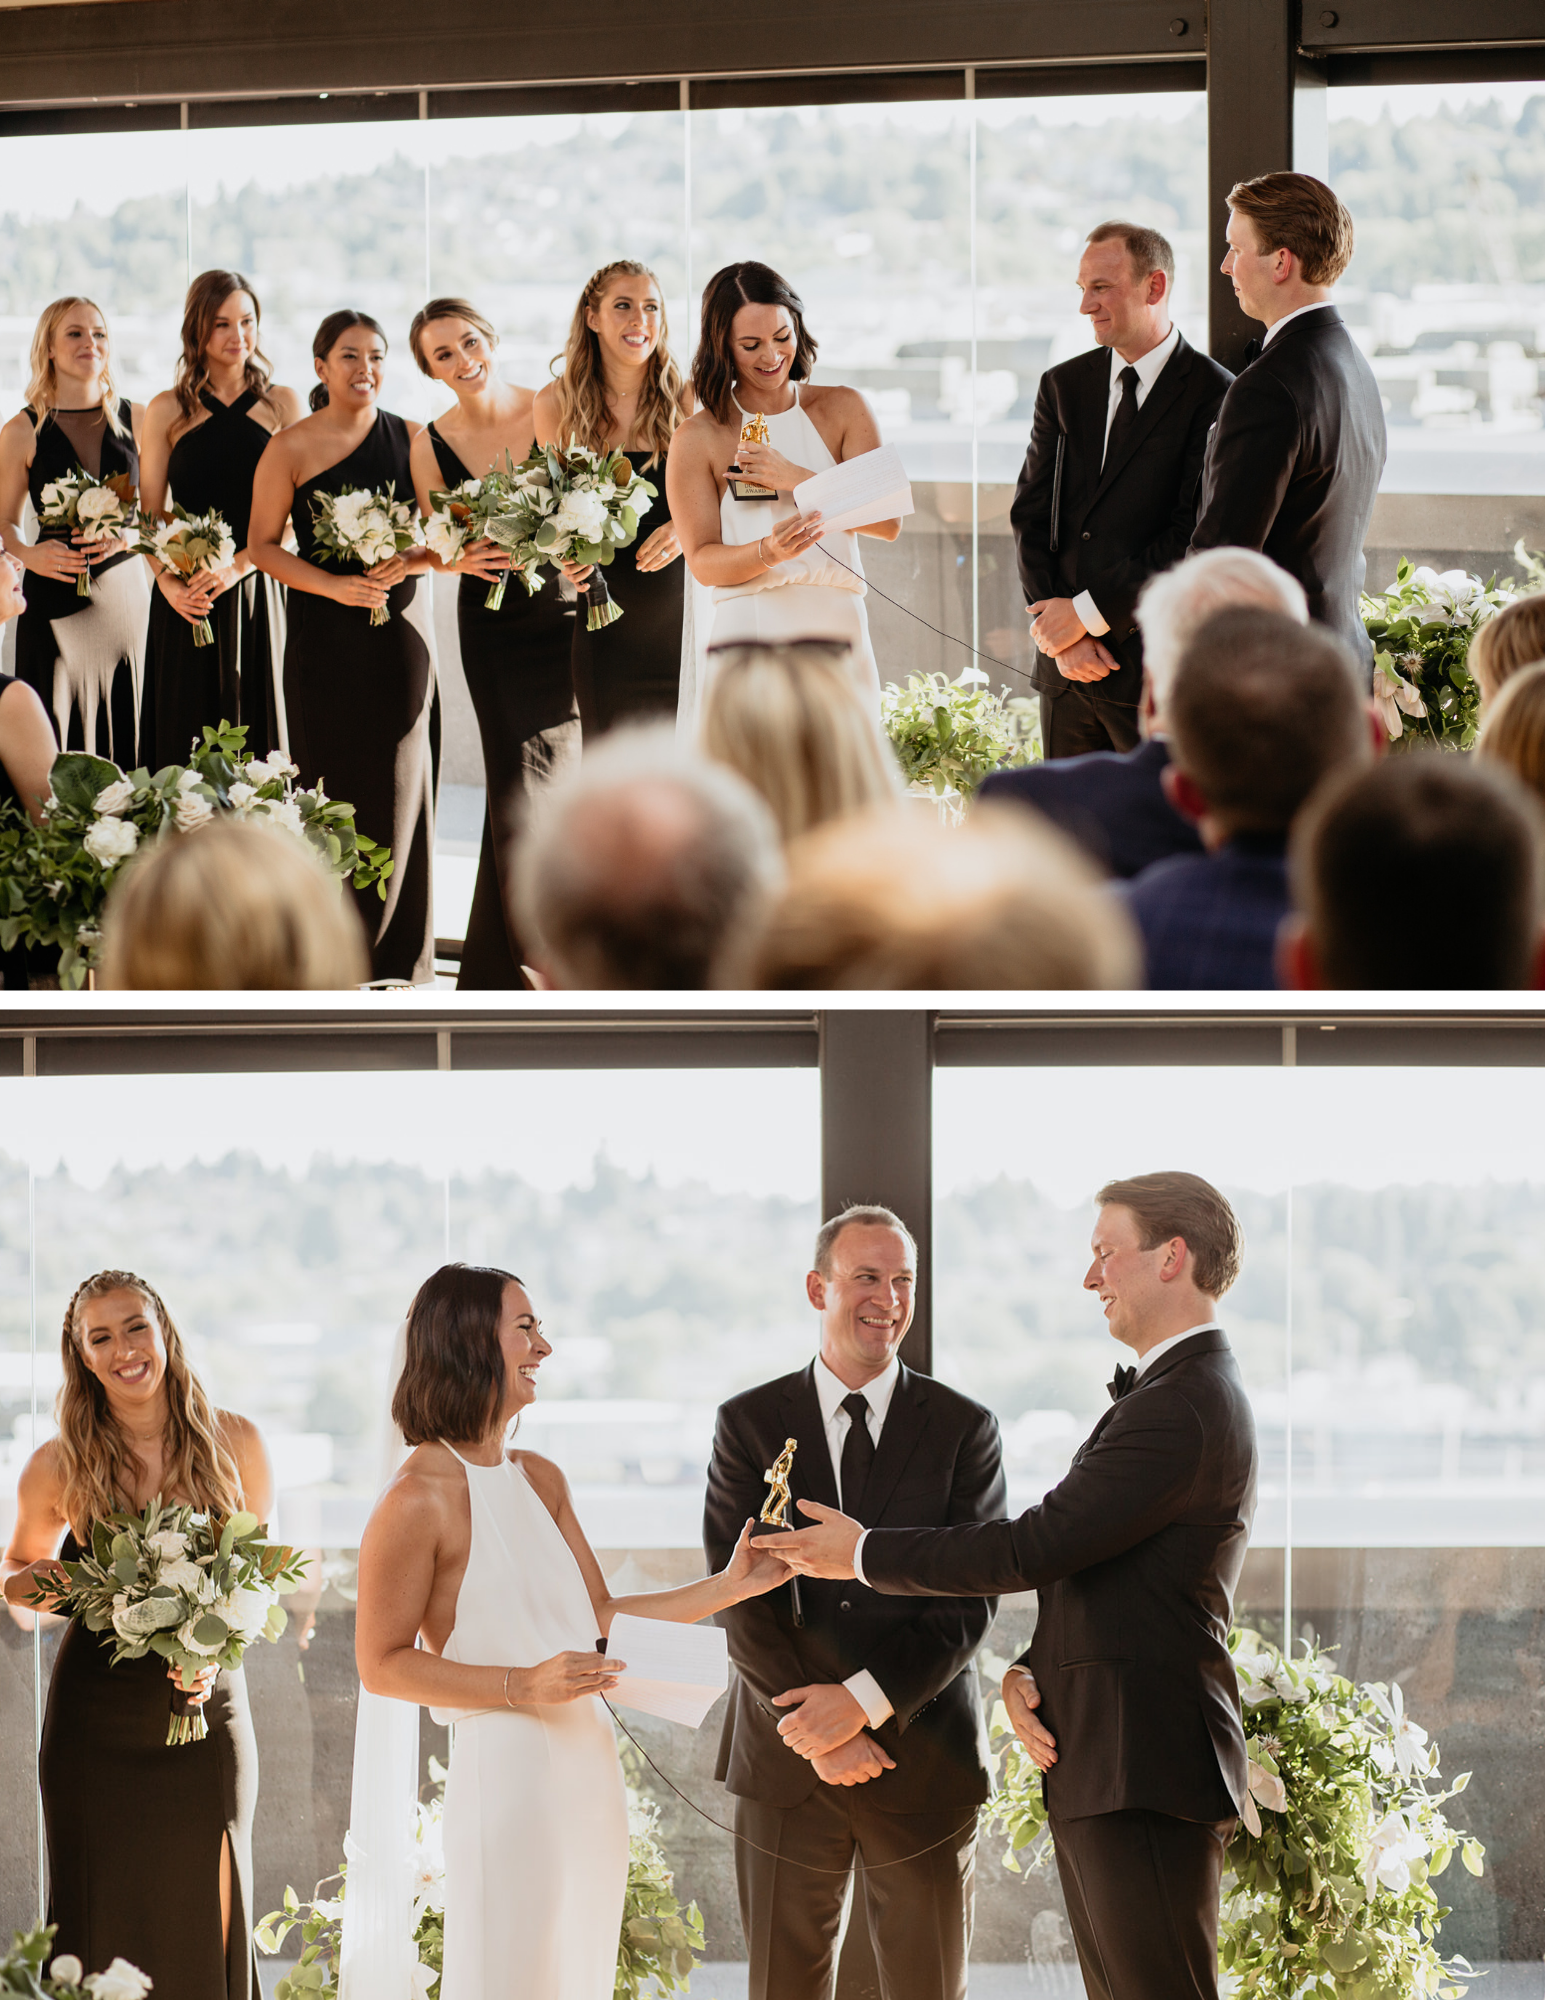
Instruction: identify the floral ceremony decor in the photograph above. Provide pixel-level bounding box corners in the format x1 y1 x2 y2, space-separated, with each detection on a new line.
0 1924 151 1998
881 667 1039 804
481 440 658 631
36 1497 306 1745
0 720 393 989
985 1630 1485 2000
309 483 423 625
35 466 139 599
1360 560 1515 750
135 504 237 648
614 1793 706 2000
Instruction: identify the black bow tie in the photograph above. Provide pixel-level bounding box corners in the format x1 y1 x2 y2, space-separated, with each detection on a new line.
1242 337 1263 365
1109 1365 1136 1401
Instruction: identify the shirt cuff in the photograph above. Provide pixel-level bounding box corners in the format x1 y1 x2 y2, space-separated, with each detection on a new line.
1072 588 1109 637
852 1528 871 1587
843 1668 894 1729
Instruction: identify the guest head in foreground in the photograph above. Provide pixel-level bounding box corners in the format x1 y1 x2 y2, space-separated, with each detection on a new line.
1088 1170 1243 1356
1478 660 1545 809
1135 548 1308 726
1282 753 1545 989
98 815 370 990
1469 592 1545 707
754 801 1141 989
699 638 901 843
515 723 783 989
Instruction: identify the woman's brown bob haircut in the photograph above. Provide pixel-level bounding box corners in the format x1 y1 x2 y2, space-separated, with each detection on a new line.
1227 171 1355 287
693 262 818 426
1095 1172 1243 1299
392 1263 524 1446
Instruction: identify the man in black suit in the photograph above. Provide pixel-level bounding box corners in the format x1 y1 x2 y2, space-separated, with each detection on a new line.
704 1203 1004 2000
771 1172 1259 2000
1191 172 1387 669
981 546 1307 879
1011 221 1232 760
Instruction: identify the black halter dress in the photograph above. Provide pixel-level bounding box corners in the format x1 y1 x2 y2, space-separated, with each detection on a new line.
283 409 438 985
39 1530 260 1999
146 386 286 769
15 401 149 763
569 441 683 738
428 422 580 988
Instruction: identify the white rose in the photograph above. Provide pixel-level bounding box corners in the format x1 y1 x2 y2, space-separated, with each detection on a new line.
629 485 653 521
147 1529 188 1561
176 1612 228 1657
39 481 65 512
261 798 306 840
552 488 608 542
75 487 121 533
227 782 257 811
212 531 237 567
330 492 371 540
243 758 281 789
111 1593 183 1641
49 1954 84 1987
176 768 203 794
218 1584 274 1643
157 1556 204 1593
94 778 136 816
174 793 214 833
83 1958 152 2000
424 515 465 563
83 816 139 868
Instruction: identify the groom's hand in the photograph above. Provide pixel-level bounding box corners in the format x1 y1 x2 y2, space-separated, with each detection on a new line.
811 1734 896 1787
762 1500 861 1579
773 1681 866 1757
1003 1667 1058 1771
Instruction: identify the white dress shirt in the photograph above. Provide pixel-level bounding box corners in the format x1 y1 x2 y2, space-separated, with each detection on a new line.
1072 323 1182 638
813 1353 900 1728
1262 300 1333 347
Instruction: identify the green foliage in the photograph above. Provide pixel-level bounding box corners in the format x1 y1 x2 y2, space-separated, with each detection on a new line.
1361 560 1516 752
0 720 393 988
255 1880 344 2000
615 1797 706 2000
0 1922 151 1995
881 669 1039 797
986 1630 1485 1999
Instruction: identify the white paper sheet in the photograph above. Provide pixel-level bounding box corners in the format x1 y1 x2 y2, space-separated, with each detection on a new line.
607 1613 730 1728
793 443 914 534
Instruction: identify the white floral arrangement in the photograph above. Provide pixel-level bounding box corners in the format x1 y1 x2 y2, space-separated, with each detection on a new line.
36 1496 306 1745
1 1924 151 1998
481 440 658 630
36 465 139 599
1362 560 1515 750
985 1629 1484 1999
422 470 530 612
136 503 237 648
309 482 423 625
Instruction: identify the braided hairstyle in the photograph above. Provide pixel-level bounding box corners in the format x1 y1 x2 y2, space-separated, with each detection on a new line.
56 1271 244 1539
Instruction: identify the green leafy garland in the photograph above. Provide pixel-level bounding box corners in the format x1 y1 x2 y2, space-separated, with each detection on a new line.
881 669 1040 799
0 721 392 989
1360 560 1515 752
985 1630 1484 2000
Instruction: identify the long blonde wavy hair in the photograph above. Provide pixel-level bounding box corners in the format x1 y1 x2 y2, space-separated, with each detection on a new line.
26 297 130 442
55 1270 243 1538
550 260 687 468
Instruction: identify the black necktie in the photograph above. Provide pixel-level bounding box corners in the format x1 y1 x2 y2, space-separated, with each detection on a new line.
1102 364 1140 469
1242 337 1263 365
840 1392 876 1512
1109 1364 1136 1402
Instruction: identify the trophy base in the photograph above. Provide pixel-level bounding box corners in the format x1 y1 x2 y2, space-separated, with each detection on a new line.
750 1518 788 1539
728 470 778 503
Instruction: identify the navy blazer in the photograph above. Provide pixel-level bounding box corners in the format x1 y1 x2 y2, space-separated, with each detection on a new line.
1122 831 1291 990
979 737 1203 881
860 1329 1258 1825
705 1361 1004 1812
1191 305 1386 669
1011 333 1233 709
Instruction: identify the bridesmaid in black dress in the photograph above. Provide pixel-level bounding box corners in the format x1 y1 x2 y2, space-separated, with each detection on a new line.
532 260 694 738
248 309 438 985
0 297 150 761
1 1271 273 1999
139 270 304 769
409 296 580 989
0 555 59 988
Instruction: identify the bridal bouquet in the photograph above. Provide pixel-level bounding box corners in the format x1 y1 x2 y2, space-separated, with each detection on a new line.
37 1496 307 1745
1 1923 151 1997
0 719 394 988
483 440 657 631
1361 559 1516 751
136 503 237 648
309 483 422 625
422 473 528 613
36 466 139 598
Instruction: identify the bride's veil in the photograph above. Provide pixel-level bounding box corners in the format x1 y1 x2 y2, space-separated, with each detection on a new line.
338 1318 422 1999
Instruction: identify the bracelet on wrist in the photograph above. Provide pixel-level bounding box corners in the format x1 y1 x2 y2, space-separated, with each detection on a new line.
757 536 772 572
503 1665 517 1708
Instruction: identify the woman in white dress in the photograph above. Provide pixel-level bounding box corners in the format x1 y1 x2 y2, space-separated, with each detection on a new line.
668 261 903 717
354 1263 788 2000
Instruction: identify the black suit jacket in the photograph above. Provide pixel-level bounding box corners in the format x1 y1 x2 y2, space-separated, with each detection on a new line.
979 736 1203 881
861 1330 1257 1826
1191 306 1386 668
1012 334 1233 708
705 1361 1004 1812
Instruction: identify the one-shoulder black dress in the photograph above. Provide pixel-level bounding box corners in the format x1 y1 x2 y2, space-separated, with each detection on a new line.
39 1532 259 1999
283 409 438 985
569 443 683 738
15 401 150 763
146 387 286 770
428 422 580 989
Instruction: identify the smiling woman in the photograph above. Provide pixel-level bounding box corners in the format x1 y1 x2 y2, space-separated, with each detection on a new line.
0 1270 273 2000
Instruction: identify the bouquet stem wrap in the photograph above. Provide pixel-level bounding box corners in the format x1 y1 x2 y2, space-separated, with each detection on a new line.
168 1678 207 1747
581 570 622 632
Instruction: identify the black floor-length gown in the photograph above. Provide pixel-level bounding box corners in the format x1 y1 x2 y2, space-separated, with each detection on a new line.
570 443 684 738
146 387 286 770
0 681 54 989
428 422 580 989
283 409 437 984
15 402 149 763
39 1533 259 1999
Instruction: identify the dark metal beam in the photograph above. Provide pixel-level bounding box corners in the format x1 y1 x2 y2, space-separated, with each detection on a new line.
1303 0 1545 57
819 1010 934 1375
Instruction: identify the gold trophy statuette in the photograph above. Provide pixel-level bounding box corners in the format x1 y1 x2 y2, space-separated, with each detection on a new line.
729 410 778 503
757 1437 799 1533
